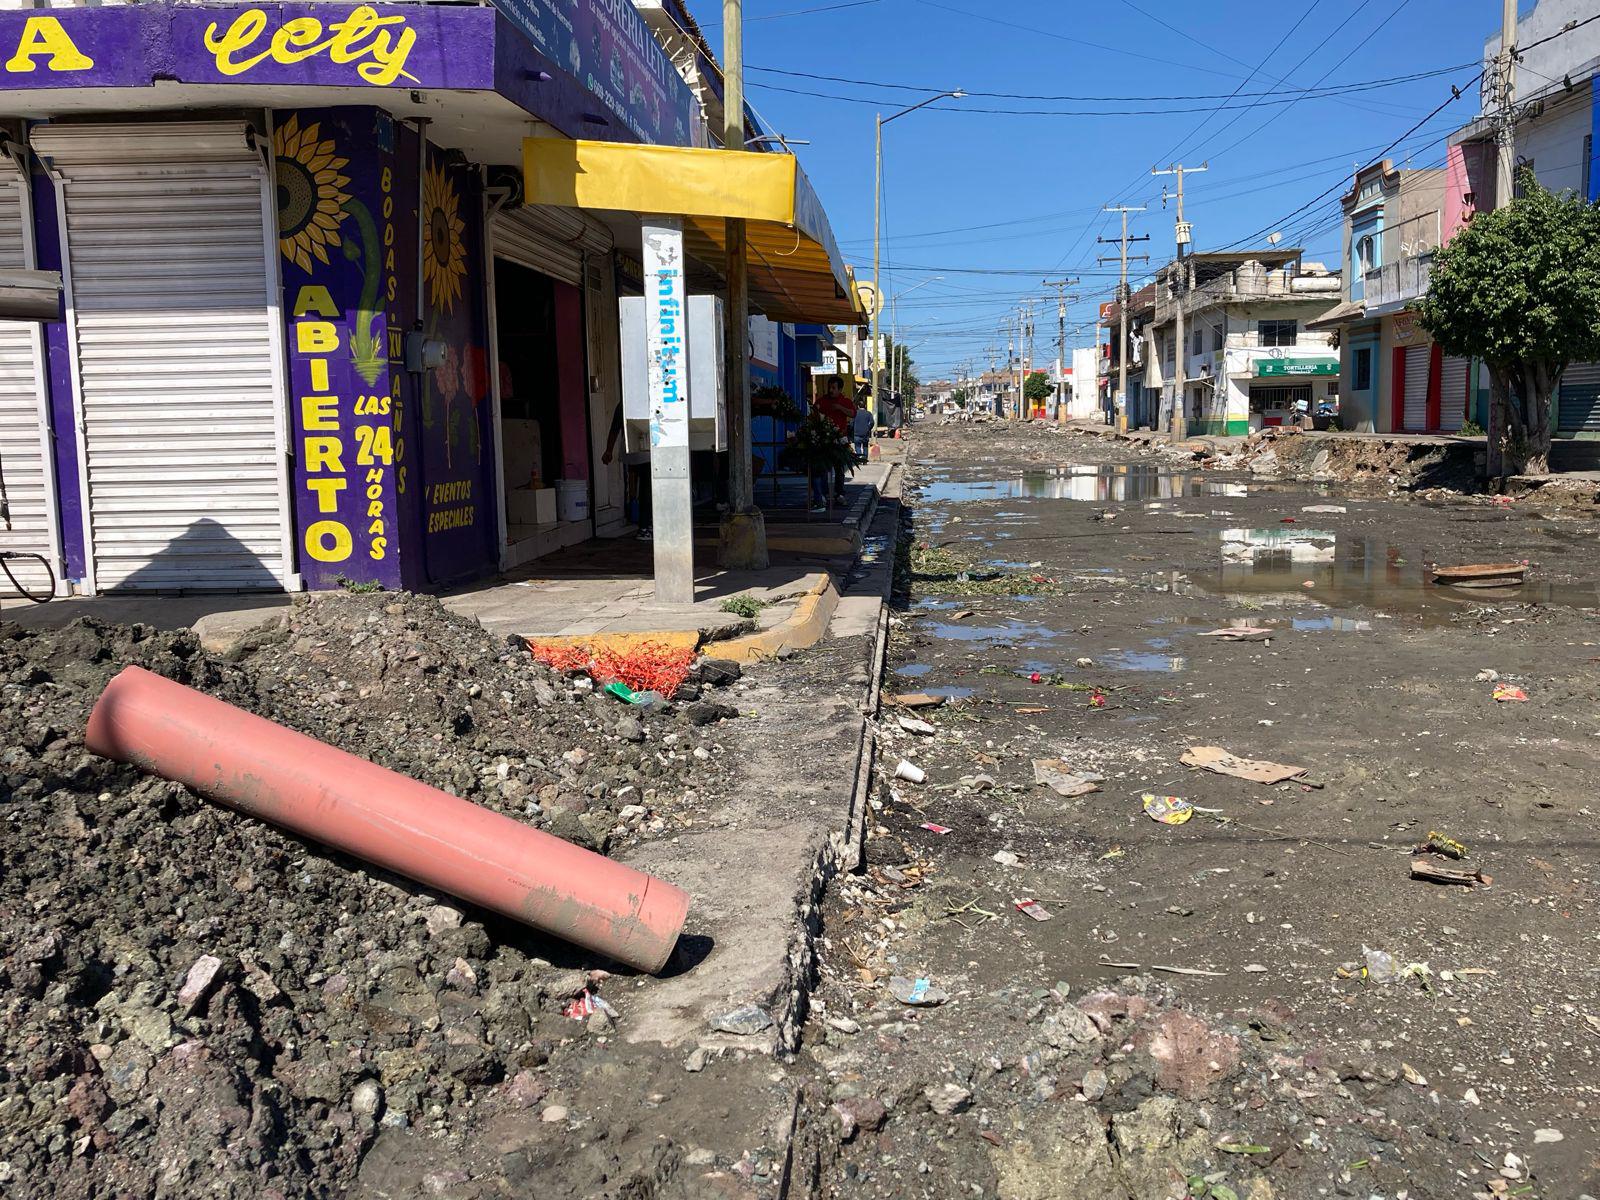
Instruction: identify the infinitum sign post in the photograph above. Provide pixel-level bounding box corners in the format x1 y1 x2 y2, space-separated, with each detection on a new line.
643 217 694 605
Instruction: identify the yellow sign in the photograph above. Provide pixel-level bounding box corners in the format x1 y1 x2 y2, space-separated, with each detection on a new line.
203 6 417 86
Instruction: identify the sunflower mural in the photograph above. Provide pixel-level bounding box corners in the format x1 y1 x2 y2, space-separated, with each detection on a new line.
274 115 350 273
423 160 467 314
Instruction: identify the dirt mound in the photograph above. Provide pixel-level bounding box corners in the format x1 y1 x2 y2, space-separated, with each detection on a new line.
0 594 736 1198
1206 427 1480 490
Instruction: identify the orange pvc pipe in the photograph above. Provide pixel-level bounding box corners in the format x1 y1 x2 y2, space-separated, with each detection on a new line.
85 666 689 974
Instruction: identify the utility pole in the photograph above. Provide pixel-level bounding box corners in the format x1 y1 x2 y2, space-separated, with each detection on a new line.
718 0 768 570
1097 205 1149 434
983 342 1000 416
1044 277 1080 422
1494 0 1518 208
1152 162 1207 440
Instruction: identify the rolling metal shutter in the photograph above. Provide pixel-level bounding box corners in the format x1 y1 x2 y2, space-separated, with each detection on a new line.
491 204 585 286
1402 345 1430 431
34 122 291 593
1438 355 1469 433
0 152 60 598
1558 363 1600 433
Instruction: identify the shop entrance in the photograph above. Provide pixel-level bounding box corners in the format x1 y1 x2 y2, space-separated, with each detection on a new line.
493 257 592 566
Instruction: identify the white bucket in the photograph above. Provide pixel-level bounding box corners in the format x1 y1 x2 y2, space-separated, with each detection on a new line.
555 478 590 524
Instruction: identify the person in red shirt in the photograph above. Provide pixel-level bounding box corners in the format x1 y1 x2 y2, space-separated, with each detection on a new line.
811 378 856 510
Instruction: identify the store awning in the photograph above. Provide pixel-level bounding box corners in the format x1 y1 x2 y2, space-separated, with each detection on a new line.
522 138 861 324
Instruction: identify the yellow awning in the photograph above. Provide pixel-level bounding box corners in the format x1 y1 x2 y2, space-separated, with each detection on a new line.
523 138 861 325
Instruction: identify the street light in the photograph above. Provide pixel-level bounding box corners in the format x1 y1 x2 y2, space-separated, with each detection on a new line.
873 89 963 422
889 276 942 400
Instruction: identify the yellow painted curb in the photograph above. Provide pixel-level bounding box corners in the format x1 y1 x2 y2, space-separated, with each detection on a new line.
714 573 839 665
527 630 704 657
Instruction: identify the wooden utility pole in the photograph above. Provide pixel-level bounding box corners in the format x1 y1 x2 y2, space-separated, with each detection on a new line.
1097 206 1148 433
718 0 767 569
1494 0 1518 209
1044 277 1080 421
1153 162 1207 440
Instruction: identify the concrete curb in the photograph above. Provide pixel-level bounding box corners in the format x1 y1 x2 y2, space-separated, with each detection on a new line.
715 572 841 665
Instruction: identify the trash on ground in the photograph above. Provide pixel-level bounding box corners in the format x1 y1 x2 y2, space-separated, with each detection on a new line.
1421 829 1468 859
1143 794 1194 825
1088 691 1107 708
1492 683 1528 703
1014 898 1052 921
1401 1062 1429 1087
991 849 1022 867
1097 956 1225 977
920 822 952 835
947 609 976 620
1074 656 1096 668
1411 858 1492 887
890 692 947 709
1431 561 1528 588
897 715 937 735
1180 745 1308 785
1032 758 1101 797
894 759 927 784
889 976 949 1006
564 990 619 1021
1196 626 1274 642
1302 504 1347 513
709 1003 775 1036
1475 668 1499 682
1361 946 1400 984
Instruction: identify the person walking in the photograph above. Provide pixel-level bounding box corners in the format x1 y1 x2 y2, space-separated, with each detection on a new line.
851 397 874 459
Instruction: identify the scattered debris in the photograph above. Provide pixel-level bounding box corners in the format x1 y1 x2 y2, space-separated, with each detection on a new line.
889 976 949 1006
1196 626 1274 642
897 715 937 735
1492 683 1529 703
1421 829 1468 859
1411 859 1492 887
991 849 1023 867
925 1083 973 1116
1180 745 1308 785
710 1004 775 1036
894 759 927 783
920 822 953 835
1302 504 1347 513
889 692 947 709
1143 794 1194 825
1014 898 1053 921
1031 758 1102 797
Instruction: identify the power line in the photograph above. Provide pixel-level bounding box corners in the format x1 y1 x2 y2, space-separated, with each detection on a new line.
744 62 1472 104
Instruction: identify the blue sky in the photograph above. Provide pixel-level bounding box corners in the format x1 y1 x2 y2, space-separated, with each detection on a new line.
701 0 1507 377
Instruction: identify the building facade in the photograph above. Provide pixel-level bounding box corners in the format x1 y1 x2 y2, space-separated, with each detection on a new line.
0 1 851 598
1145 251 1340 436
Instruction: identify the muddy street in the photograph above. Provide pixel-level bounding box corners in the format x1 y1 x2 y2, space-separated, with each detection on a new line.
798 420 1600 1200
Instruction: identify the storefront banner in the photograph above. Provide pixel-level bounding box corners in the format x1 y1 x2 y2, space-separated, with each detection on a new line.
1 4 498 92
490 0 696 146
277 108 407 591
1257 357 1338 377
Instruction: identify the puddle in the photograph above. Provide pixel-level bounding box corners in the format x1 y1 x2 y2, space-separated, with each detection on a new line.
894 662 933 678
927 618 1055 643
1102 647 1188 672
1143 527 1600 620
922 463 1248 504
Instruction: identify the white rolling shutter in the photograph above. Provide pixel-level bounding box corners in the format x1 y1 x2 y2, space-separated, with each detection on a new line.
491 204 583 286
36 122 291 593
0 157 60 598
1402 345 1430 431
1438 355 1469 433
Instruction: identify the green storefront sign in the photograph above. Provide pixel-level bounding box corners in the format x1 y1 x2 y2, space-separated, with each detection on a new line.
1257 357 1338 377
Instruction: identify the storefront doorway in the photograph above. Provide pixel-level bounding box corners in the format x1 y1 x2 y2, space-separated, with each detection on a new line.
491 256 591 566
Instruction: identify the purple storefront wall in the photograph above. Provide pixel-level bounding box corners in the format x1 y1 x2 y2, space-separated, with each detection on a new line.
3 0 708 591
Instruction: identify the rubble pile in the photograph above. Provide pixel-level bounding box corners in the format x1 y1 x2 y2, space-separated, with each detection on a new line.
1199 426 1479 490
0 593 741 1198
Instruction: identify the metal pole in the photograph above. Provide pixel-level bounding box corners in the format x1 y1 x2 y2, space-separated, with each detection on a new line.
1153 163 1206 439
717 0 767 569
871 113 883 423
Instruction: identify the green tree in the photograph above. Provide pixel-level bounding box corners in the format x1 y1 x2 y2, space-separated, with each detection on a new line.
1023 369 1053 406
885 338 919 397
951 387 970 408
1418 170 1600 477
